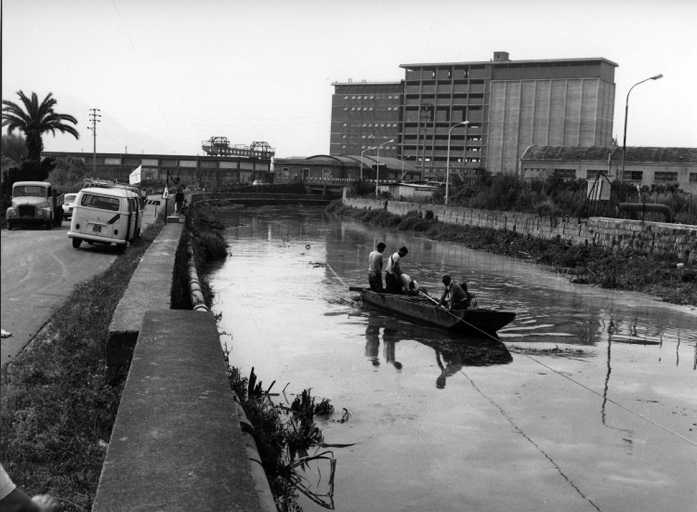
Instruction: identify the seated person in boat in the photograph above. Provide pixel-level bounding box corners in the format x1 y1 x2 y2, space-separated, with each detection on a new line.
437 275 470 310
385 246 408 294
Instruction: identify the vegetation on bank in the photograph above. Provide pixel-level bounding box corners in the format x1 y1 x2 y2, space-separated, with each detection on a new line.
227 367 339 511
327 200 697 307
0 212 169 511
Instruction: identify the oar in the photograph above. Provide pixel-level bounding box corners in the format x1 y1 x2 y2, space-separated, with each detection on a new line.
417 289 440 306
348 286 367 292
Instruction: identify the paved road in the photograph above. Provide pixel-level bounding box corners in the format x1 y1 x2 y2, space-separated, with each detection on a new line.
1 197 164 365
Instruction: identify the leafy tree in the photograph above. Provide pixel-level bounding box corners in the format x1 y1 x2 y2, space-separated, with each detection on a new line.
48 156 88 188
2 91 79 161
1 132 28 165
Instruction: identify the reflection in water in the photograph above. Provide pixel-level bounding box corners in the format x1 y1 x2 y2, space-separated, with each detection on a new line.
362 314 512 388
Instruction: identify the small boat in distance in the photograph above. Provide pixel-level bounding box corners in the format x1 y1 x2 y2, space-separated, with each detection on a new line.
353 288 516 337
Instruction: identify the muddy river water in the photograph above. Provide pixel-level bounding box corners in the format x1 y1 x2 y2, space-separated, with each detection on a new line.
207 206 696 512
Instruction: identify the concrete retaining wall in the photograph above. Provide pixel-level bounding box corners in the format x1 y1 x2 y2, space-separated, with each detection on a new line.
343 198 697 263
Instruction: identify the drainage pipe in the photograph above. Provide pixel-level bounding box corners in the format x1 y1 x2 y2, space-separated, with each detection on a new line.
618 203 673 222
233 394 278 512
186 240 209 313
185 238 276 511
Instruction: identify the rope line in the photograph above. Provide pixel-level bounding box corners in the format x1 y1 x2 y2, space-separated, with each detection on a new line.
326 262 348 289
425 291 696 446
521 354 697 446
461 371 603 512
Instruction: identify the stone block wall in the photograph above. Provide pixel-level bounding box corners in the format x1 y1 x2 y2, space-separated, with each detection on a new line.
342 198 696 263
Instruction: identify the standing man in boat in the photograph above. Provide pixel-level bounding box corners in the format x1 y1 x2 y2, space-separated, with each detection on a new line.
385 246 408 294
368 242 387 292
437 275 469 310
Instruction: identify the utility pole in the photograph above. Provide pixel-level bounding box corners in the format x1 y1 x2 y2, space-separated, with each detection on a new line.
88 108 101 175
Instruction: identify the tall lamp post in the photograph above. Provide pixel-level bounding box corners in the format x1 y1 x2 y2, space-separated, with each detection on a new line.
375 139 394 197
445 121 469 205
621 74 662 181
360 146 377 180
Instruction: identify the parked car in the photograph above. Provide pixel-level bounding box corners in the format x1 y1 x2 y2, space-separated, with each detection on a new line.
6 181 63 230
68 186 144 252
62 193 77 220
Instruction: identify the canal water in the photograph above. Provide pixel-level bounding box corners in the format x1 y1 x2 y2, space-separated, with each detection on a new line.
207 205 697 512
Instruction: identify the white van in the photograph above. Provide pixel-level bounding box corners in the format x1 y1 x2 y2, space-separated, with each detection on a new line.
68 186 144 252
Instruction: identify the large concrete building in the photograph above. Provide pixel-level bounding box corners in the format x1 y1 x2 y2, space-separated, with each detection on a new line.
331 51 617 180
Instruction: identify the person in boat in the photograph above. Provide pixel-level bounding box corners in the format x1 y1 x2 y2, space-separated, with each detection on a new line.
368 242 387 292
384 246 408 294
400 273 421 295
437 275 470 310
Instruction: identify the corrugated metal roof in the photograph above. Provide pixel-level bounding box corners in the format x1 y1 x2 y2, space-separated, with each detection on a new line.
273 154 418 172
520 145 697 164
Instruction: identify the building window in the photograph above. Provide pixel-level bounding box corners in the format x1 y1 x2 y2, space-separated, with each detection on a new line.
344 96 348 100
690 173 697 182
554 169 576 180
654 172 678 182
622 170 642 181
586 169 608 179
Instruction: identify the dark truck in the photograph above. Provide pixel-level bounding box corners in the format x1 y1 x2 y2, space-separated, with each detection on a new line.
6 181 64 230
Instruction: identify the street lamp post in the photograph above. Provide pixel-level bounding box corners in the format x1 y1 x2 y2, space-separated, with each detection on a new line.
360 146 377 180
375 139 394 197
621 74 663 181
445 121 469 205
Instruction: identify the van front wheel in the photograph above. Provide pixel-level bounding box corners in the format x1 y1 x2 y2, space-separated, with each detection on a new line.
72 238 82 249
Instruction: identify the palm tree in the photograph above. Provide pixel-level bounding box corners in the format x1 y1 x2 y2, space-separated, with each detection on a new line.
2 91 79 162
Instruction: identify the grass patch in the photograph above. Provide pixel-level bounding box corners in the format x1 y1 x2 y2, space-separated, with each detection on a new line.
0 213 168 511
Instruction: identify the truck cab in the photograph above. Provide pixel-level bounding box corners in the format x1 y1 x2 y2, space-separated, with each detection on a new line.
6 181 63 230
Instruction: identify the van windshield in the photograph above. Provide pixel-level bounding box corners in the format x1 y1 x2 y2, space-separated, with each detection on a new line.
81 193 120 211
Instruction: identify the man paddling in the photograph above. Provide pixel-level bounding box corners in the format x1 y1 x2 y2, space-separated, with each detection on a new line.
368 242 387 292
437 275 469 310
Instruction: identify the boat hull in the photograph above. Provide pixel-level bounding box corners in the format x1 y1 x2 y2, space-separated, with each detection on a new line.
360 290 515 336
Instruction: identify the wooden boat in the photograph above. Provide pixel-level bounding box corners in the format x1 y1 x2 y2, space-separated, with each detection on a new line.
356 289 516 336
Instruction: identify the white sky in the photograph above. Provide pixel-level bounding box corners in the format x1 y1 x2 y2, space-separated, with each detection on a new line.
2 0 696 158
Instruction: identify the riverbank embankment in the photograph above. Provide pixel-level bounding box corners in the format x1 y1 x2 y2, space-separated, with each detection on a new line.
331 198 697 307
